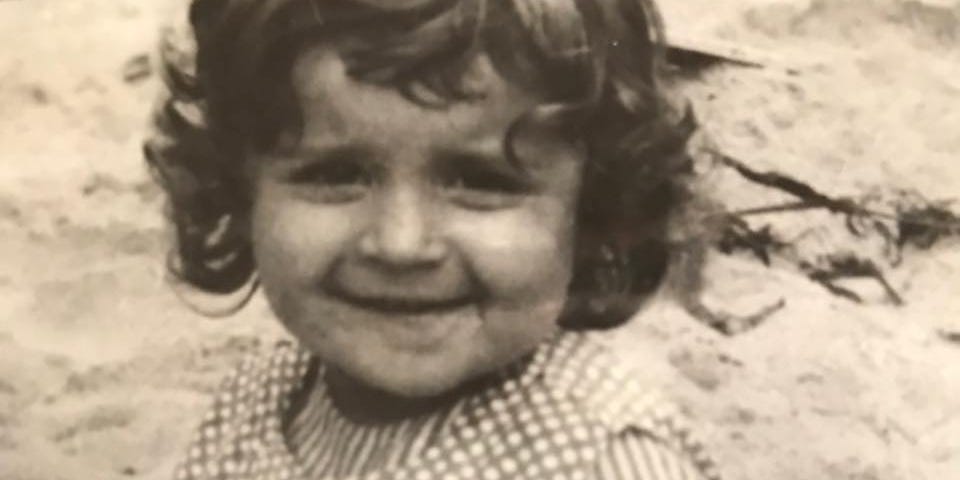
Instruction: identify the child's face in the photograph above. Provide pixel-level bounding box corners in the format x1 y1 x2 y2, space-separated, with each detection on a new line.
250 46 584 397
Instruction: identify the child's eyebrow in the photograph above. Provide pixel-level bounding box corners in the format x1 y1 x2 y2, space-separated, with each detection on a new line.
431 146 535 180
432 146 513 169
287 143 377 165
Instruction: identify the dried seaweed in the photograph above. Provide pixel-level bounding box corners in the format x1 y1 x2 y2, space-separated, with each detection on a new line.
706 147 960 308
667 240 787 336
800 255 904 306
684 296 787 336
939 329 960 346
716 217 786 266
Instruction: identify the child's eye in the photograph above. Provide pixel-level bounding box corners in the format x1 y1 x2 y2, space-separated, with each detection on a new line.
439 158 532 210
286 159 373 203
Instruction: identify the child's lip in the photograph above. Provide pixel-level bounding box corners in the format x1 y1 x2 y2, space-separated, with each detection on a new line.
323 283 475 314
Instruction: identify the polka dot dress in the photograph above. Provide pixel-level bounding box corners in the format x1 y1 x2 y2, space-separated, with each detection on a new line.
172 333 720 480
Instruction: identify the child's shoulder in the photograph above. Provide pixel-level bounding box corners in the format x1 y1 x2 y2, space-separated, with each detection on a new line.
215 340 311 399
537 332 721 479
173 341 312 480
539 333 671 424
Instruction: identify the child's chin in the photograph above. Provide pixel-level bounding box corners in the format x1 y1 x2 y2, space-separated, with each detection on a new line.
348 353 488 399
378 374 468 399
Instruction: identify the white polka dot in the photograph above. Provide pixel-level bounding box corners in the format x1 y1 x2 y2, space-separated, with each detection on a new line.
265 417 280 430
469 442 486 456
582 447 598 462
561 448 579 464
189 446 203 459
545 417 561 430
501 458 518 474
479 420 495 434
518 448 533 462
204 410 218 423
203 442 218 457
534 438 549 453
204 425 220 439
240 439 254 452
543 455 559 469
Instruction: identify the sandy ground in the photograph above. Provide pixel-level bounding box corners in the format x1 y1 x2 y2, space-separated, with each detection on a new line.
1 0 959 479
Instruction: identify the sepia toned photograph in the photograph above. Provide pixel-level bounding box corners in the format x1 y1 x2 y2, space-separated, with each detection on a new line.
1 0 959 479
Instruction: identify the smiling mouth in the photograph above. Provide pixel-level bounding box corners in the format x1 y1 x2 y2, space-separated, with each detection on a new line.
324 284 475 314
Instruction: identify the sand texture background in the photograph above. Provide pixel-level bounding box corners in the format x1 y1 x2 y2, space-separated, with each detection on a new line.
1 0 959 479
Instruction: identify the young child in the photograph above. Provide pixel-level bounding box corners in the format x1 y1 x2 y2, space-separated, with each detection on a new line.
146 0 720 478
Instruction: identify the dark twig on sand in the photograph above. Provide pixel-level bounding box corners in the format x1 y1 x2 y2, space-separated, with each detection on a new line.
939 330 960 345
704 148 960 307
685 297 788 337
800 255 904 306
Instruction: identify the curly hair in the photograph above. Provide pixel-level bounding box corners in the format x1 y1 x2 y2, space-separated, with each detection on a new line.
144 0 696 328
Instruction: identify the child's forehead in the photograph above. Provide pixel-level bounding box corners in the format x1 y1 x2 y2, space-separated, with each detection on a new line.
289 45 541 145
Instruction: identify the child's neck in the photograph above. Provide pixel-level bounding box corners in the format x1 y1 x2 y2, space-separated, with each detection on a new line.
322 367 486 424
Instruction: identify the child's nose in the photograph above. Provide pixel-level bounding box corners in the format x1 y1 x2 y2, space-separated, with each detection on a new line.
358 184 448 268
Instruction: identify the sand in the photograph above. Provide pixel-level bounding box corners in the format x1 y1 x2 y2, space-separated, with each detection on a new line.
1 0 959 479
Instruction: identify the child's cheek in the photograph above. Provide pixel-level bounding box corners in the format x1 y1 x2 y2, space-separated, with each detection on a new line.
448 201 575 303
250 182 361 297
